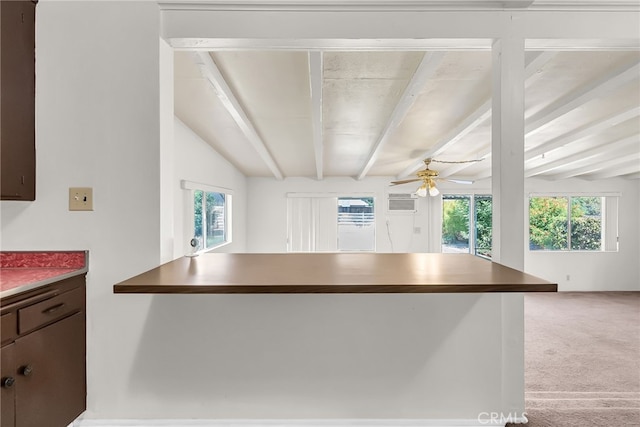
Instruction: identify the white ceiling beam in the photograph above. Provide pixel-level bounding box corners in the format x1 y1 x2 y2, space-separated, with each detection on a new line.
525 135 639 177
161 1 537 11
397 100 492 179
548 151 640 180
524 59 640 138
523 50 556 89
582 159 640 180
192 51 284 180
471 159 493 181
398 51 557 179
530 1 640 11
309 51 324 180
438 146 493 179
163 8 640 45
443 59 640 179
475 138 640 181
357 51 446 180
170 38 640 52
525 105 640 161
469 131 640 182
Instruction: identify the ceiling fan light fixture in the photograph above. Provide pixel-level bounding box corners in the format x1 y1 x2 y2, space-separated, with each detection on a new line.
392 157 480 195
428 180 440 197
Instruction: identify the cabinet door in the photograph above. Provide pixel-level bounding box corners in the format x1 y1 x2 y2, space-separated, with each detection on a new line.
15 313 85 427
0 0 36 200
1 343 16 427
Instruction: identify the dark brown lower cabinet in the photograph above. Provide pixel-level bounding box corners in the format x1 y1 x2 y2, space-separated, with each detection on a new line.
0 276 86 427
1 343 16 427
15 313 85 427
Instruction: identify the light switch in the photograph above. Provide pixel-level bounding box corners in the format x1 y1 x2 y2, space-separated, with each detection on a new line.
69 187 93 211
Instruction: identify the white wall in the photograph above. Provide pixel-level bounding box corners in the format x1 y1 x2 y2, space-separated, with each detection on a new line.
103 292 516 421
524 177 640 291
0 2 252 421
0 0 163 419
172 118 248 256
247 176 433 253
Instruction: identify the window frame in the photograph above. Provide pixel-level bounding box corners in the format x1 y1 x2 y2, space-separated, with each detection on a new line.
181 180 233 253
528 192 619 253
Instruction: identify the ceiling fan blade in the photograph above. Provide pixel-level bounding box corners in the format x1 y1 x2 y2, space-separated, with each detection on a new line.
431 158 484 164
438 178 474 185
390 178 422 186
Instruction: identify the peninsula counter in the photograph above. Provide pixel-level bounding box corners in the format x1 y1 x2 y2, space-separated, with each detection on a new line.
113 253 556 294
112 253 555 425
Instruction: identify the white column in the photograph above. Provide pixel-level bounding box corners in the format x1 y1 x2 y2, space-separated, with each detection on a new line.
492 37 526 418
160 38 175 263
492 37 525 269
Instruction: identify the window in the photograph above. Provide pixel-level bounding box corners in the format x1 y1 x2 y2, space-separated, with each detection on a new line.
474 195 492 257
442 194 492 258
529 195 618 252
194 190 227 250
182 180 232 252
338 197 375 251
286 194 375 252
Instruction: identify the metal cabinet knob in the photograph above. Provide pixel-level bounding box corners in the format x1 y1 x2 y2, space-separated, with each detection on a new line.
20 365 33 376
1 377 15 388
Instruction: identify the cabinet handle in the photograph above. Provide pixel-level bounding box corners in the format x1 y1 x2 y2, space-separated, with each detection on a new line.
42 303 65 314
1 377 15 388
20 365 33 377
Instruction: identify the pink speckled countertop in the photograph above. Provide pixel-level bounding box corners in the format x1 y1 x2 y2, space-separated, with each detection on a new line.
0 251 88 298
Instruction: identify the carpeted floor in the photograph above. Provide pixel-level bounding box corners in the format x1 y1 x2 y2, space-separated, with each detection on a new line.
508 292 640 427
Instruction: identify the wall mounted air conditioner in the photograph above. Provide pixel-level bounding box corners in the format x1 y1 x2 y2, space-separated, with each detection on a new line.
387 193 417 213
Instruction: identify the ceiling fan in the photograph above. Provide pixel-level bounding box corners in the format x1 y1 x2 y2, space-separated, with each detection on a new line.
390 158 482 197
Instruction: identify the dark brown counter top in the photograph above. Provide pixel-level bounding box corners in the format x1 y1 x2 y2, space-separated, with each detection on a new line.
113 253 557 294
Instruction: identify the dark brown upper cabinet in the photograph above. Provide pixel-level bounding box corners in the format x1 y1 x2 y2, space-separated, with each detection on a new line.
1 0 36 201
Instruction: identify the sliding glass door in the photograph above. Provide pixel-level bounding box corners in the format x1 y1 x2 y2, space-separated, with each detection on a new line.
442 194 492 258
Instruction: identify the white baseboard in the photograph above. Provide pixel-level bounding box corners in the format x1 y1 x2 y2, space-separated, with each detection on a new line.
73 418 526 427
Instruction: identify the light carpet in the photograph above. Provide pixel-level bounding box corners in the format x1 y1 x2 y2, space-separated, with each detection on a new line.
508 292 640 427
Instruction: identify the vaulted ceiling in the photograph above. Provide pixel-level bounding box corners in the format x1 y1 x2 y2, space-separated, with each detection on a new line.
174 48 640 183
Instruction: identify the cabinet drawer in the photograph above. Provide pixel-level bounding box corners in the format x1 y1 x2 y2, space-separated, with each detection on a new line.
18 287 84 334
1 313 17 345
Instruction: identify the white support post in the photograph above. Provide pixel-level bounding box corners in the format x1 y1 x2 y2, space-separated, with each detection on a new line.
492 38 525 270
492 37 526 418
159 39 175 263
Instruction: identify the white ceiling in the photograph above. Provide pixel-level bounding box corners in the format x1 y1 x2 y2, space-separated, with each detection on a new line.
174 47 640 183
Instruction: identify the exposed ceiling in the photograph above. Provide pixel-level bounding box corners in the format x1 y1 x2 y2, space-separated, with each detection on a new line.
174 48 640 184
